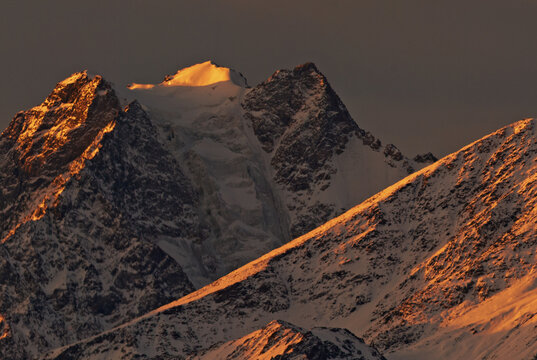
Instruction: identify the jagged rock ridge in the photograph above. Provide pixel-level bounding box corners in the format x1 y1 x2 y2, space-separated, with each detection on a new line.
0 72 197 359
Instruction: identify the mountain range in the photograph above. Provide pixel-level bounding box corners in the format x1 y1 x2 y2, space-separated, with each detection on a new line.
1 61 535 360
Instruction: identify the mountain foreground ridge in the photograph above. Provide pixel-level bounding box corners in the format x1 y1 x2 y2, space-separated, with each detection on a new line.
41 114 537 360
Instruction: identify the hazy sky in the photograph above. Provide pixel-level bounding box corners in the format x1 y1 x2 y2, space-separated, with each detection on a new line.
1 1 537 157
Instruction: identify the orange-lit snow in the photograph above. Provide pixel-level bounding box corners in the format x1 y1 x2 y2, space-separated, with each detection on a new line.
126 83 155 90
128 61 244 89
392 270 537 360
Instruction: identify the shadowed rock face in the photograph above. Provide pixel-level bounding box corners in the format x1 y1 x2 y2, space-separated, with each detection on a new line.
413 152 438 163
243 62 415 193
1 72 119 176
243 62 362 191
243 62 428 238
0 73 197 359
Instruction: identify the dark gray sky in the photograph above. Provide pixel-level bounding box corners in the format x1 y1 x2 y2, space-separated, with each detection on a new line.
2 0 537 157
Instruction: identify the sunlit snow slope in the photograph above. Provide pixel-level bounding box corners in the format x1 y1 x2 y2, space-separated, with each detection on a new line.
128 60 248 88
47 118 537 360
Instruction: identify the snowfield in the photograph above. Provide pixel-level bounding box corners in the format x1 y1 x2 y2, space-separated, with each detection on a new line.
124 61 429 286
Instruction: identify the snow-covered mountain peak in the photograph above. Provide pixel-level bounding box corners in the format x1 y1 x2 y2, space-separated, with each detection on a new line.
242 62 429 238
128 60 248 90
3 71 119 171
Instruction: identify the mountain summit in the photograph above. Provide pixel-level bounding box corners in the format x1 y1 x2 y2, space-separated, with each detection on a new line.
243 62 427 237
128 60 248 89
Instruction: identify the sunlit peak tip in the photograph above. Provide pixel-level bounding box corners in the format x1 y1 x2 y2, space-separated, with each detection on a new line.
58 71 89 86
128 61 247 90
162 60 247 87
127 83 155 90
